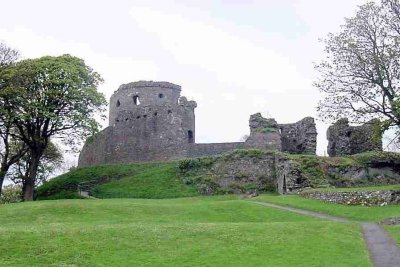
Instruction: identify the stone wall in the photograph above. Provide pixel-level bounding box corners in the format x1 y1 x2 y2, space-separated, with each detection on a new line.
109 81 183 125
245 113 282 151
300 190 400 206
79 127 113 166
280 117 317 154
205 152 277 194
187 143 246 158
178 150 305 195
327 118 382 157
275 154 308 194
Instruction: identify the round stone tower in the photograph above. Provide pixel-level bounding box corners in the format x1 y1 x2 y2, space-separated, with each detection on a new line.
109 81 182 125
78 81 197 166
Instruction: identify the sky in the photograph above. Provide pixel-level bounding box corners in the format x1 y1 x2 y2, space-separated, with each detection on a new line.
0 0 371 164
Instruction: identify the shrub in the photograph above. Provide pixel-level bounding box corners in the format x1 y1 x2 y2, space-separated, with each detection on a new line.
0 184 22 204
177 157 216 174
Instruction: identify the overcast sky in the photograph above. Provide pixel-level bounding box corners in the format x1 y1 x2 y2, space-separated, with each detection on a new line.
1 0 370 160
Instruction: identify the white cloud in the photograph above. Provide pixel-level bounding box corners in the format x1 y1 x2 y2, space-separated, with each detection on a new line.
0 26 159 101
129 7 310 93
128 6 323 149
1 1 377 157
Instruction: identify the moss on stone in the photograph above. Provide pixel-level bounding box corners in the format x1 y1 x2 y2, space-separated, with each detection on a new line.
254 127 280 134
179 150 400 195
351 151 400 165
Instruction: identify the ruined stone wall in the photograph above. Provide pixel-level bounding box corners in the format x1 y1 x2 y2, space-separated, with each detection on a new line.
177 150 306 195
275 155 306 194
327 118 382 157
245 113 282 151
187 142 247 158
300 190 400 206
280 117 317 154
207 152 277 193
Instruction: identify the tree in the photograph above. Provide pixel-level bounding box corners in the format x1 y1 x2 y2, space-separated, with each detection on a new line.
315 0 400 135
0 42 27 197
0 137 27 197
8 142 63 192
0 42 19 67
0 54 107 201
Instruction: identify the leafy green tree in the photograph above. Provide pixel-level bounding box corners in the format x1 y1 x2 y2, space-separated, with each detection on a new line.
315 0 400 135
0 42 27 197
0 54 107 201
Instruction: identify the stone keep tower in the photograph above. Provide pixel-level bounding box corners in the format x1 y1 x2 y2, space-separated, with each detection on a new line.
79 81 197 166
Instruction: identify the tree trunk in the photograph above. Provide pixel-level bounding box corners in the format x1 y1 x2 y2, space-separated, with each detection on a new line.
23 152 41 201
0 170 6 198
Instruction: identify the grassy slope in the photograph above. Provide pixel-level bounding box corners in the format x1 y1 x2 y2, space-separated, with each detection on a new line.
92 163 198 199
255 194 400 222
37 162 199 200
0 197 371 267
37 150 400 200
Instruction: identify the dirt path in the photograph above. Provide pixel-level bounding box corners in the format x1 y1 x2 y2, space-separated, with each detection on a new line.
252 201 400 267
362 223 400 267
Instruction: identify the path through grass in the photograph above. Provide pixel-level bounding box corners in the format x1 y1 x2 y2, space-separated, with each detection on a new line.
255 194 400 222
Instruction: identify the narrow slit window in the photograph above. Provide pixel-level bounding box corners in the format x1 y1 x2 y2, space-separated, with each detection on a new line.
283 175 287 193
188 130 194 144
133 95 140 105
116 100 121 107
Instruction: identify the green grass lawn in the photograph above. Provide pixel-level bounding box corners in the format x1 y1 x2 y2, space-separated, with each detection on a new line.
0 197 372 267
255 194 400 222
385 225 400 246
92 164 198 199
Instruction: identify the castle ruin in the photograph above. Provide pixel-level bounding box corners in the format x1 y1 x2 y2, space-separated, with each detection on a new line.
78 81 383 167
78 81 320 167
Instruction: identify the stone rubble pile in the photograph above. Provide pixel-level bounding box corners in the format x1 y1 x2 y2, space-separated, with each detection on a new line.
300 190 400 206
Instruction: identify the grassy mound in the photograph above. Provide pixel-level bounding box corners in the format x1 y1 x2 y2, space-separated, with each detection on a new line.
0 197 372 266
36 162 198 200
37 150 400 200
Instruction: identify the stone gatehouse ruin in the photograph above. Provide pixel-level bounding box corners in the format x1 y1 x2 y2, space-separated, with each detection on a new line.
78 81 382 167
